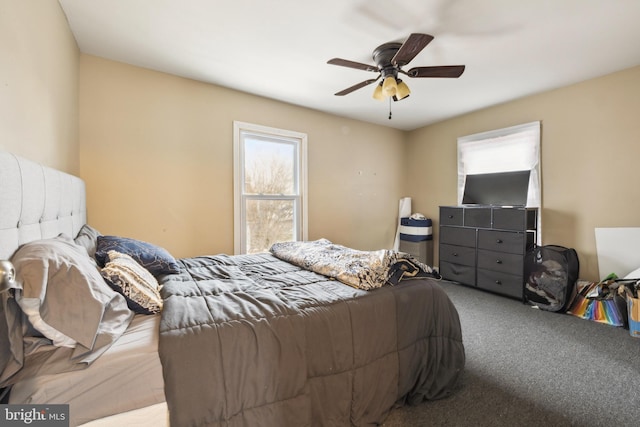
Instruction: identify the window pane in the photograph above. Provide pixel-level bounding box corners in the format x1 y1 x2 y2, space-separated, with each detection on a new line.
245 199 295 253
243 136 296 195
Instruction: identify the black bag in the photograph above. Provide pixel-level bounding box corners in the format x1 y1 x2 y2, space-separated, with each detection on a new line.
524 245 580 312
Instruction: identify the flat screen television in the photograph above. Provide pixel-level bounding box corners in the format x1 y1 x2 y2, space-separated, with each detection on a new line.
462 170 531 206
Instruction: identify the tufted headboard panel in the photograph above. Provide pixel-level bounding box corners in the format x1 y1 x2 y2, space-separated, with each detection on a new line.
0 152 87 260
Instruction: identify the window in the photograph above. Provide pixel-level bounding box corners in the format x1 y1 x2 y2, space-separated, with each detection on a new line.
457 121 541 241
233 121 308 254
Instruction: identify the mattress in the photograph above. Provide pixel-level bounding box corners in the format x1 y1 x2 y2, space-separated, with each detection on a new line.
9 315 166 427
79 402 168 427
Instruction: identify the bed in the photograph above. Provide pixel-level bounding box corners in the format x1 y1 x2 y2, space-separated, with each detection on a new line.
0 151 465 426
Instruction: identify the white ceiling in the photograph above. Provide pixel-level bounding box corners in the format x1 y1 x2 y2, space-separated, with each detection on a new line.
58 0 640 131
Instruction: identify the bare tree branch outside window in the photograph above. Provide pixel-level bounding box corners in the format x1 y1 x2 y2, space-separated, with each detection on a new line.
245 154 295 253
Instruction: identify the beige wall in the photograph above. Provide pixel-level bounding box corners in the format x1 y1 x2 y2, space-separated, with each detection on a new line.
0 0 79 173
79 55 406 257
406 66 640 281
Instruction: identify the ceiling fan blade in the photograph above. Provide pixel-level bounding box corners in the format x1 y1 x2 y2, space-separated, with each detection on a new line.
334 78 380 96
327 58 378 72
391 33 434 66
406 65 466 78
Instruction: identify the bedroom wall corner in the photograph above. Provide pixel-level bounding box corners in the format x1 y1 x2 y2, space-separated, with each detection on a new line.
0 0 80 173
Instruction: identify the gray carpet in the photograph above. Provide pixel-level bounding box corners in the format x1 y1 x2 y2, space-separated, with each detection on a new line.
383 280 640 427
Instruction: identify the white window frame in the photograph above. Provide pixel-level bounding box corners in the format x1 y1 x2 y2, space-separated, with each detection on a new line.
233 121 308 254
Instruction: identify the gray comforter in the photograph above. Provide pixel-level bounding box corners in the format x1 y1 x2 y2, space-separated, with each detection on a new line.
158 252 465 427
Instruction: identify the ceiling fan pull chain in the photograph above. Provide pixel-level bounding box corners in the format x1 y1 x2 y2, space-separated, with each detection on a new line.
388 97 392 120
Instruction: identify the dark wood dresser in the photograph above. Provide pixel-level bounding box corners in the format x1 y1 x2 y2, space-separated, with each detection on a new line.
439 205 537 299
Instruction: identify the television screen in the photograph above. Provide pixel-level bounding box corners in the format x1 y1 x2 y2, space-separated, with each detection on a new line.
462 170 531 206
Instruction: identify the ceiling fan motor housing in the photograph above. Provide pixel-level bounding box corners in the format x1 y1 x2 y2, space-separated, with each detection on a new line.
373 42 403 79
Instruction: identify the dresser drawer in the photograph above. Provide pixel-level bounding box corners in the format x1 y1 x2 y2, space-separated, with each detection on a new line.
464 207 491 228
493 207 537 231
439 244 476 267
440 261 475 285
440 207 463 226
477 249 523 275
477 268 524 299
477 229 524 254
440 226 476 247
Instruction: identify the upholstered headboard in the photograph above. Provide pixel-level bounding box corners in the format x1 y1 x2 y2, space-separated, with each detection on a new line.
0 152 86 260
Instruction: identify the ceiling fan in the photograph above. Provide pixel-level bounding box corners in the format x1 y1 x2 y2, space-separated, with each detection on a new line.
327 33 465 102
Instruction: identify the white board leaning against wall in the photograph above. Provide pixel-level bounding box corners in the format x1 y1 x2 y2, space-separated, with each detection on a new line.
595 227 640 280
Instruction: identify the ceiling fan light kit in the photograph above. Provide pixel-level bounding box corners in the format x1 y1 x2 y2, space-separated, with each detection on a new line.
372 83 385 101
328 33 465 116
395 79 410 100
382 75 398 97
374 78 410 101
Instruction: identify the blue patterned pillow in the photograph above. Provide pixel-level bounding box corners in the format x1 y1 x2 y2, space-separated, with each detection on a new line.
95 235 181 277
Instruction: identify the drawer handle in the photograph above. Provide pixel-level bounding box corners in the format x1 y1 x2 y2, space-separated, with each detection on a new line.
496 239 503 244
495 280 502 285
452 252 458 257
495 259 503 264
448 215 454 219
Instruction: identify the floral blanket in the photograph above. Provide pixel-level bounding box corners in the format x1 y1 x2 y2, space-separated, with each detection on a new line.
270 238 439 290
